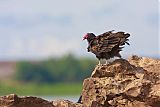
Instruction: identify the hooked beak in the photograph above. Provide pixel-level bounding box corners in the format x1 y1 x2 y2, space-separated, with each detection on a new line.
82 37 86 40
82 34 88 40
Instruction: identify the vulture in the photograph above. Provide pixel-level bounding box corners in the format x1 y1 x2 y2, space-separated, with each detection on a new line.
83 30 130 65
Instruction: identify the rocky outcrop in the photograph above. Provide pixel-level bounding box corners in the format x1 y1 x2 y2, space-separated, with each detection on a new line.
0 94 54 107
0 94 82 107
128 55 160 73
81 56 160 107
0 55 159 107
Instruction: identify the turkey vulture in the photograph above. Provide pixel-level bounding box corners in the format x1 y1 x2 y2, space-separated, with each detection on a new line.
83 30 130 65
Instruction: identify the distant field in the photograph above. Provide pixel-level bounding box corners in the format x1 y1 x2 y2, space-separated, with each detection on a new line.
0 82 82 96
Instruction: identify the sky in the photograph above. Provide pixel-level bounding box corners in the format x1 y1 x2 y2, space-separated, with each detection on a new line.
0 0 159 60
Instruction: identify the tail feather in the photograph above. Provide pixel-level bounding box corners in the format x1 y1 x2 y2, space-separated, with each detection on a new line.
118 33 130 46
125 41 130 45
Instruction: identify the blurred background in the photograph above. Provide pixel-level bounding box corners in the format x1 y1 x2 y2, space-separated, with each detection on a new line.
0 0 159 102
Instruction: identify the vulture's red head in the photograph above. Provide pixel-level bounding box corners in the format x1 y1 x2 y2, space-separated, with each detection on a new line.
83 33 89 40
83 33 95 41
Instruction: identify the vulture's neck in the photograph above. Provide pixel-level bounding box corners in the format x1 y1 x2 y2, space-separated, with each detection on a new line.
87 34 96 43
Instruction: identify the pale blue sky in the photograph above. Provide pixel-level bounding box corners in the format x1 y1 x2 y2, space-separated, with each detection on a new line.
0 0 159 60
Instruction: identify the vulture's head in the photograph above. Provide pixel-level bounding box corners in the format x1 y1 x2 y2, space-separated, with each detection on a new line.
83 33 96 41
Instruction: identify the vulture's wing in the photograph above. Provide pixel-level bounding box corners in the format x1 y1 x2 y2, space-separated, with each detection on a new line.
95 31 130 53
87 31 113 54
88 31 130 54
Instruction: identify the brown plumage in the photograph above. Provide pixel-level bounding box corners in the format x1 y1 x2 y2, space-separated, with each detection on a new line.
83 30 130 64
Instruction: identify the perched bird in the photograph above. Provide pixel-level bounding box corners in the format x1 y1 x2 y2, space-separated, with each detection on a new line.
83 30 130 65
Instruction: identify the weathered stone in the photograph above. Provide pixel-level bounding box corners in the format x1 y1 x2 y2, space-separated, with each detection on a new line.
81 56 160 107
0 94 83 107
128 55 160 73
52 100 82 107
0 94 54 107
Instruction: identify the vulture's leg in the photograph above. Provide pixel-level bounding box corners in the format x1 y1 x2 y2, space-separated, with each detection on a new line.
98 60 101 65
105 60 109 65
98 59 102 66
104 59 109 65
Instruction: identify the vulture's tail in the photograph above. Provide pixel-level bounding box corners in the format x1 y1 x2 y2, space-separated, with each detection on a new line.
116 32 130 46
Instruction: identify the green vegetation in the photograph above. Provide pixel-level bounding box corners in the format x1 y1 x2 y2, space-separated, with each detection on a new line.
15 54 96 84
0 54 97 95
0 82 82 96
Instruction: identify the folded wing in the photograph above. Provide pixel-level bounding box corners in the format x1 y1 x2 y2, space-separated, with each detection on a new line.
88 31 130 55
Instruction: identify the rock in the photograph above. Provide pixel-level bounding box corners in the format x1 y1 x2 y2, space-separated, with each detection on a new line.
81 57 160 107
128 55 160 73
0 94 54 107
0 94 83 107
52 100 82 107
